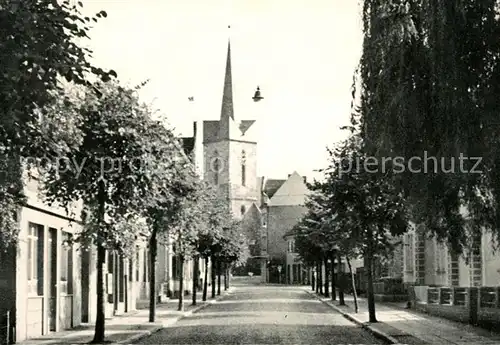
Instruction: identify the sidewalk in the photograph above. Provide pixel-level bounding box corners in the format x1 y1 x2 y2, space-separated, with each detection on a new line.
19 288 235 344
305 288 500 345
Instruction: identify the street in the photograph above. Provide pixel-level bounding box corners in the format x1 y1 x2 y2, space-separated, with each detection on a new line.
137 280 387 344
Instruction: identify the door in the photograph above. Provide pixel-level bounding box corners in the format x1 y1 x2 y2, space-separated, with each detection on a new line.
48 228 57 332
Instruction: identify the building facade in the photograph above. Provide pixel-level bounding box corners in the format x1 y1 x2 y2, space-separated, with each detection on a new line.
260 172 310 284
400 222 500 288
0 171 153 343
181 39 263 276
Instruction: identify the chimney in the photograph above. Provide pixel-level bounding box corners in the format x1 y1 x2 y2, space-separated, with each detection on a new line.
193 121 197 138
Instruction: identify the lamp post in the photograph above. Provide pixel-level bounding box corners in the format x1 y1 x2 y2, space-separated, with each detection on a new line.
252 86 263 102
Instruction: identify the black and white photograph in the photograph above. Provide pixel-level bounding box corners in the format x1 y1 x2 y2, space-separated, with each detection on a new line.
2 1 500 344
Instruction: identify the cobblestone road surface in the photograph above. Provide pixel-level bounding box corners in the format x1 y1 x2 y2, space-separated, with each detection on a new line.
137 281 387 344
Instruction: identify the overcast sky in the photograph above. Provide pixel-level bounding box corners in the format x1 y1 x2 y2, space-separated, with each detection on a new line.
79 0 363 180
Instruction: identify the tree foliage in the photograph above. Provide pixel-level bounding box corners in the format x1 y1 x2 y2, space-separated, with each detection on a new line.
321 126 409 257
219 219 250 267
42 81 164 248
294 185 331 267
0 0 115 250
296 116 409 320
358 0 500 254
192 184 248 266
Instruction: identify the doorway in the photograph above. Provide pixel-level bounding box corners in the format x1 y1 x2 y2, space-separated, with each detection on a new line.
48 228 57 332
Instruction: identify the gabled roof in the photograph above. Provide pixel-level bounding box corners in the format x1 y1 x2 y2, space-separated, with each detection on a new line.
239 120 256 135
269 171 309 206
241 203 262 231
263 179 286 199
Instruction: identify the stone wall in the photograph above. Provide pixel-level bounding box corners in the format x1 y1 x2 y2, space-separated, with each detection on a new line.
411 285 500 329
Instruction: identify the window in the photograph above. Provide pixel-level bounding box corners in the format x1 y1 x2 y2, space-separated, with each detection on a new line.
27 224 38 281
288 240 295 253
448 251 459 286
118 257 124 302
262 213 267 227
143 249 148 282
172 255 183 280
241 150 246 186
435 241 446 274
129 257 134 282
136 251 140 282
404 233 414 273
240 205 246 216
27 223 43 295
213 158 220 185
172 256 177 280
60 232 73 294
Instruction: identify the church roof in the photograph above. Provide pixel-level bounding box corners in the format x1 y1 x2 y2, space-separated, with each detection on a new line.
239 120 256 135
219 41 234 139
204 39 255 142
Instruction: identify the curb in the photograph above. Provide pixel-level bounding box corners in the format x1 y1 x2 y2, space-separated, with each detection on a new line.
304 289 400 344
117 287 236 344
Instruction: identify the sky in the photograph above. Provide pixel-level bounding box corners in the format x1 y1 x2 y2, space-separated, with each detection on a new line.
78 0 363 180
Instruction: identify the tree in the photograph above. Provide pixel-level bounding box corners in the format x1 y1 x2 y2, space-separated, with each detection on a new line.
192 185 231 301
294 185 338 299
167 186 207 311
357 0 500 254
294 221 324 294
218 219 249 290
321 128 409 322
42 81 160 342
141 119 200 322
0 0 115 251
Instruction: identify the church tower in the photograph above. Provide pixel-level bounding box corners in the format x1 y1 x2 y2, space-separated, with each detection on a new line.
202 39 259 220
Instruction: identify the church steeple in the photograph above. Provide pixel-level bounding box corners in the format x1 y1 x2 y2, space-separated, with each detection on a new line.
219 28 234 140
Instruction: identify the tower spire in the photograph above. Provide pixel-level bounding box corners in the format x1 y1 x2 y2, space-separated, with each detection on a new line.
219 25 234 139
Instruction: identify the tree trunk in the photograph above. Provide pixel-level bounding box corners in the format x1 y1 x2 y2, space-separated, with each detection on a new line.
347 256 358 313
318 261 323 295
338 254 345 305
113 253 118 315
227 265 231 289
224 264 228 290
315 264 319 293
211 255 216 298
92 182 106 343
366 232 377 322
148 229 158 322
202 257 208 301
178 255 184 311
217 260 221 295
192 256 199 305
323 256 329 297
330 252 336 301
92 244 106 343
311 267 315 291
